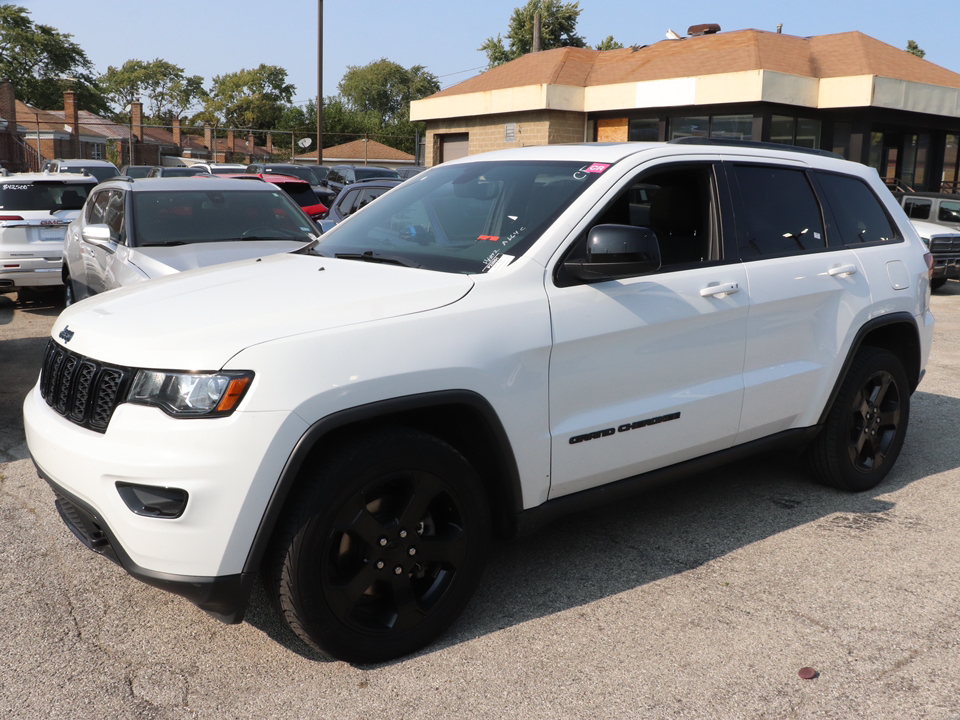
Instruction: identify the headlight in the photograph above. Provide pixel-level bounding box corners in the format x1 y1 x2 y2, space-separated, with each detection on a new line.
920 236 930 248
127 370 253 417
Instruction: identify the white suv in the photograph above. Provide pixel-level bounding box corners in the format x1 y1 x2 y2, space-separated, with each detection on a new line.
24 140 935 663
0 173 98 300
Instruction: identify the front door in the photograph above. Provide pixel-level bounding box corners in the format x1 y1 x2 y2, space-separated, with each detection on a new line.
546 159 749 498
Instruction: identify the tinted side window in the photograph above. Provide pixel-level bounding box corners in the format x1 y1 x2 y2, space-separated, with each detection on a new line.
816 172 897 245
733 165 825 257
338 189 361 216
561 163 721 274
86 191 110 224
903 197 932 220
102 190 126 244
357 187 389 211
939 200 960 224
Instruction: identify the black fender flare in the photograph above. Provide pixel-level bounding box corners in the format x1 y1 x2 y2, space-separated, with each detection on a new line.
241 390 524 574
816 311 921 427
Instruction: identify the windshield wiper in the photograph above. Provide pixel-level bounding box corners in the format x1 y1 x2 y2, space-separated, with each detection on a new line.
140 241 188 247
335 251 420 268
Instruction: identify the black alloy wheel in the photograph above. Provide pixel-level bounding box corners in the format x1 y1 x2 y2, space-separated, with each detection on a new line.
267 427 489 663
808 347 910 492
847 367 901 473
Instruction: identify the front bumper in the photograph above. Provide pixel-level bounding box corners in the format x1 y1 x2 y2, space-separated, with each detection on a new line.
37 464 254 623
24 381 308 578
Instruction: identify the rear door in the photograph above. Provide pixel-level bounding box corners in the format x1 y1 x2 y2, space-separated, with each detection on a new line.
546 157 749 497
728 161 874 443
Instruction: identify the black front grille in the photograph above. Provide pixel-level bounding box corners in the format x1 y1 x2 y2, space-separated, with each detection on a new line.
929 235 960 253
39 339 133 433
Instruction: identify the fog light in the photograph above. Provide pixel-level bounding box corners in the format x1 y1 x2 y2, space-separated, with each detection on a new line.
116 482 188 519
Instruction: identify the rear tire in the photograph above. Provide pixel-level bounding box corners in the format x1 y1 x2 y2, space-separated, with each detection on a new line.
807 347 909 491
266 427 489 663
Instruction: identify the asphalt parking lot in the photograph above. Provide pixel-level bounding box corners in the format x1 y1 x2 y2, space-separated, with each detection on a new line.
2 286 960 720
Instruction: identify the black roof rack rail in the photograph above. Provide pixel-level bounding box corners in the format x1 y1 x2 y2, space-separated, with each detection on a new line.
668 136 843 159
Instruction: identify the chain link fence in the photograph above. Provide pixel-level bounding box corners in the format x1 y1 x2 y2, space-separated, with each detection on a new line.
1 117 422 173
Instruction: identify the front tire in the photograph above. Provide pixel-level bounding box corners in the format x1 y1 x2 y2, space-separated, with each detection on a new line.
931 277 948 290
807 347 910 491
267 427 490 663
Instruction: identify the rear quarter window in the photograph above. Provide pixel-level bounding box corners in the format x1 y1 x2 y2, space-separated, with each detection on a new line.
815 172 899 246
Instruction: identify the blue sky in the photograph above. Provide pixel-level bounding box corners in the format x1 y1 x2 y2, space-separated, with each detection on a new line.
20 0 960 111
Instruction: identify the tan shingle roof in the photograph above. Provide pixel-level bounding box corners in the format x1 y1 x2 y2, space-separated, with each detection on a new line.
296 139 414 163
430 29 960 98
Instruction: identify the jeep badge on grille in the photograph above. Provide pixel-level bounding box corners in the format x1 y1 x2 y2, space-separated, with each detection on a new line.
58 326 74 343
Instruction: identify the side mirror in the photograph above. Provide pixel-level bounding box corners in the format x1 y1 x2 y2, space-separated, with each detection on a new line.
81 223 114 245
563 224 661 282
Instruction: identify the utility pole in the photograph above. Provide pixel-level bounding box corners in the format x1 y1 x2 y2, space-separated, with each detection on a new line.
317 0 323 166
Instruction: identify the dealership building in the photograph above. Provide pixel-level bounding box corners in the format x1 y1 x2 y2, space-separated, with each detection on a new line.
411 27 960 192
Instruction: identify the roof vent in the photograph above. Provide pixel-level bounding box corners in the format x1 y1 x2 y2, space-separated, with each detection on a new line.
688 24 721 37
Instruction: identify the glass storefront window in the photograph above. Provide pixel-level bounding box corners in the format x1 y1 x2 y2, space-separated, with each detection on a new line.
770 116 794 145
868 132 884 173
796 118 821 149
914 133 930 187
629 118 659 142
833 123 852 159
710 114 753 140
944 134 959 191
670 116 709 139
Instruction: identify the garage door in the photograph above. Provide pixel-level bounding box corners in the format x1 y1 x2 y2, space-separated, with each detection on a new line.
440 133 469 163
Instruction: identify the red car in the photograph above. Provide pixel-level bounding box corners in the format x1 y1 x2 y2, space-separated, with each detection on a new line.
218 173 328 221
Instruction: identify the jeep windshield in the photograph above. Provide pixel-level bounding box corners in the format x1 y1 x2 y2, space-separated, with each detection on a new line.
0 181 93 212
316 161 605 274
132 189 317 246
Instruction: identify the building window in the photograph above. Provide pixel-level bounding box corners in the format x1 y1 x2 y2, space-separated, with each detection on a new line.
628 118 659 142
711 114 753 140
91 144 104 160
669 115 753 141
769 116 820 149
770 116 794 145
796 118 820 149
670 116 709 139
943 134 959 192
832 123 852 159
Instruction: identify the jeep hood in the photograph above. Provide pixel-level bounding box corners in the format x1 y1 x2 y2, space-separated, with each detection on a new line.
129 240 306 277
51 252 474 368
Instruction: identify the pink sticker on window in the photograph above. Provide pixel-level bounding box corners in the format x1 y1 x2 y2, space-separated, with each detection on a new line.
584 163 611 174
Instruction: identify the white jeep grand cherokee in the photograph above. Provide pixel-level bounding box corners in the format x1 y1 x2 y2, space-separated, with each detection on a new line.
24 140 935 663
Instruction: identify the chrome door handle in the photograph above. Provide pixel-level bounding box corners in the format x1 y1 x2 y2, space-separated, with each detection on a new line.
828 264 857 277
700 282 740 298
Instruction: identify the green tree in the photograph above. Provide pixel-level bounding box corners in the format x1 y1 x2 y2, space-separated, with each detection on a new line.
204 64 294 129
100 59 207 122
0 4 106 111
338 59 439 127
480 0 586 67
906 40 926 58
595 35 623 51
